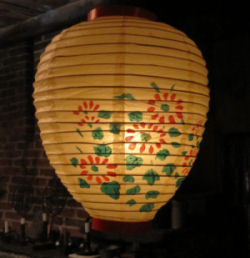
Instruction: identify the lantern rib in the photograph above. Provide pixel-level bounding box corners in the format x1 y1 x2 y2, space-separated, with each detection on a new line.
40 48 205 66
46 40 199 57
58 174 187 177
72 22 186 37
78 207 162 212
41 130 203 137
54 164 192 168
38 52 206 69
68 25 186 38
37 121 206 127
35 74 208 88
36 110 207 118
65 200 174 204
33 86 209 98
35 98 209 109
58 31 197 48
34 99 209 109
36 63 207 78
41 42 203 60
47 152 197 157
42 141 201 147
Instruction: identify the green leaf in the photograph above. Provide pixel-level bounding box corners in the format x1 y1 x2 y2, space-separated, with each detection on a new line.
92 127 104 139
182 151 187 156
170 84 175 91
101 181 120 200
98 111 112 119
140 203 154 212
70 157 78 167
145 190 159 199
161 104 169 112
141 133 151 142
143 169 160 185
156 149 170 160
127 199 136 206
176 177 185 188
188 133 194 141
76 146 83 153
169 127 181 137
94 144 112 157
126 185 140 195
91 165 98 172
125 155 143 170
150 82 160 92
162 163 176 176
76 128 83 137
78 178 90 188
181 118 185 124
128 112 142 122
175 172 180 178
171 142 181 148
123 175 135 183
110 123 121 134
114 93 136 100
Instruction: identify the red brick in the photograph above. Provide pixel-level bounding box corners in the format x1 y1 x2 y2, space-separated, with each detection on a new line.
53 216 63 225
63 227 84 238
0 202 11 210
76 209 88 219
61 208 75 218
67 199 82 208
33 158 50 167
39 168 54 177
6 211 20 220
0 159 11 166
33 178 48 187
11 176 30 184
65 218 83 227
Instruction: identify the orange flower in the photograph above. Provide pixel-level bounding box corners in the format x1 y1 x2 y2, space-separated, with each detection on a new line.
192 120 204 135
147 93 184 124
73 100 100 126
125 123 167 154
80 155 117 184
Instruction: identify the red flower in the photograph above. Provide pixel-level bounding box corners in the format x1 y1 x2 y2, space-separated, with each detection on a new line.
73 100 100 126
181 148 198 176
147 93 184 124
80 155 117 184
192 120 204 135
125 123 167 154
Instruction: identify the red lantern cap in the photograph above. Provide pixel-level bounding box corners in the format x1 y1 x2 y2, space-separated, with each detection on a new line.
88 5 157 21
92 218 152 234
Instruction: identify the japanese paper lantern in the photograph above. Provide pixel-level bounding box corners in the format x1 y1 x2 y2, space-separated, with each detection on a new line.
33 6 209 232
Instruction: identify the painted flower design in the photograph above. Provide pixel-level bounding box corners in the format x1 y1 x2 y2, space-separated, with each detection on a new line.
192 120 203 135
80 155 117 184
181 148 198 176
73 100 100 127
125 122 167 154
147 92 184 123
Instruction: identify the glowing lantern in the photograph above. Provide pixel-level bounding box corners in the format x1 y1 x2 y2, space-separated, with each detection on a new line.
33 6 209 233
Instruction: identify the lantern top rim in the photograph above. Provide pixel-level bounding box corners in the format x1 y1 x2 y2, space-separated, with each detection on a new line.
87 5 157 21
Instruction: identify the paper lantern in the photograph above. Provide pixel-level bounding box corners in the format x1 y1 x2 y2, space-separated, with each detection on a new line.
33 6 209 232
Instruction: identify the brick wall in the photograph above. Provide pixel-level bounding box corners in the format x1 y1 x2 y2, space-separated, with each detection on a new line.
0 32 87 238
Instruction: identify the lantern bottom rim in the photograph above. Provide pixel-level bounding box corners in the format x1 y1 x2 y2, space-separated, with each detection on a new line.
92 218 152 235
